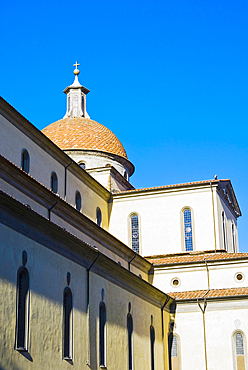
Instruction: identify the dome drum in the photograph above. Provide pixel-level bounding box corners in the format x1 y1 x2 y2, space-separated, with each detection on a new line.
64 149 134 179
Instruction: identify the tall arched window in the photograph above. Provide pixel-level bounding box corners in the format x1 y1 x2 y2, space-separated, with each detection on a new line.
75 191 81 211
96 207 102 227
82 96 85 116
131 214 139 253
63 288 72 359
232 223 236 253
171 335 179 370
99 302 106 367
127 313 133 370
51 172 58 194
16 267 29 351
235 332 246 370
150 325 155 370
222 211 227 250
21 149 30 174
183 209 193 251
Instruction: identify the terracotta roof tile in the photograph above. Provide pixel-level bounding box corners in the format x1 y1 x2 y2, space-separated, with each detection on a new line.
146 251 248 265
117 179 230 193
42 117 127 159
169 287 248 300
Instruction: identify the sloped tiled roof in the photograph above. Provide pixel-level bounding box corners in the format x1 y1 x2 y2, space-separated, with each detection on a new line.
146 251 248 265
169 287 248 300
118 179 228 193
42 117 127 159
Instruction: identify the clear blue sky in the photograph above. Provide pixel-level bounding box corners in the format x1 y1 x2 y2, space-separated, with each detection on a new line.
1 0 248 251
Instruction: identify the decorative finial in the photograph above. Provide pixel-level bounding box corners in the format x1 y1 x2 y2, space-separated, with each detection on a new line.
214 174 218 180
73 61 80 75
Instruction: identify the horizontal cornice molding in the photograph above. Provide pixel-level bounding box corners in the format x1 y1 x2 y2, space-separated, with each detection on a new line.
113 181 221 199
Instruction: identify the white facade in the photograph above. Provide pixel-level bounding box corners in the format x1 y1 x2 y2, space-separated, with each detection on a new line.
174 299 248 370
151 257 248 294
109 183 240 256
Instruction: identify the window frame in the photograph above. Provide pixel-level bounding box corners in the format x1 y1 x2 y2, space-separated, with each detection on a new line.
232 330 247 370
232 222 236 253
127 313 133 370
181 207 194 252
128 212 141 254
170 334 181 370
99 301 107 368
63 287 73 360
15 267 30 352
222 211 227 251
21 149 30 174
96 207 102 227
150 325 155 370
75 190 82 211
50 171 58 194
78 161 86 170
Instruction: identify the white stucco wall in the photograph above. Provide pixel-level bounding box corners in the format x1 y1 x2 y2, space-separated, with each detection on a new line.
110 187 219 256
110 186 239 257
152 260 248 294
0 222 170 370
174 299 248 370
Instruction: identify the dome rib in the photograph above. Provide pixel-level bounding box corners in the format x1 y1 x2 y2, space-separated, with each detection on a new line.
42 117 127 159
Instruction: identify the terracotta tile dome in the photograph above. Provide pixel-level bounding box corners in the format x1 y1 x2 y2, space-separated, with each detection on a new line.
42 117 127 159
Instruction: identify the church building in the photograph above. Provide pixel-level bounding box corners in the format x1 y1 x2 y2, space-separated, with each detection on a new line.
0 63 247 370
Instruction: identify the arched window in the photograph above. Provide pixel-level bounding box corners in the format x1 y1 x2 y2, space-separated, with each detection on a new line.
75 191 81 211
21 149 30 174
68 96 70 112
127 313 133 370
235 332 246 370
99 302 106 367
63 288 72 359
16 267 29 351
150 325 155 370
232 223 236 253
96 207 102 227
124 171 128 180
183 209 193 251
51 172 58 194
79 162 86 170
171 335 179 370
222 211 227 250
131 214 139 253
82 96 85 116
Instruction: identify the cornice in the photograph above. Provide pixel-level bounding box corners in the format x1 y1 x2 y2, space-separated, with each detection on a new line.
151 257 248 269
174 294 248 304
112 181 220 199
216 185 241 218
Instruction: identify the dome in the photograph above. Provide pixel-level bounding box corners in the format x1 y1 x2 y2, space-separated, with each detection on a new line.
42 117 128 159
